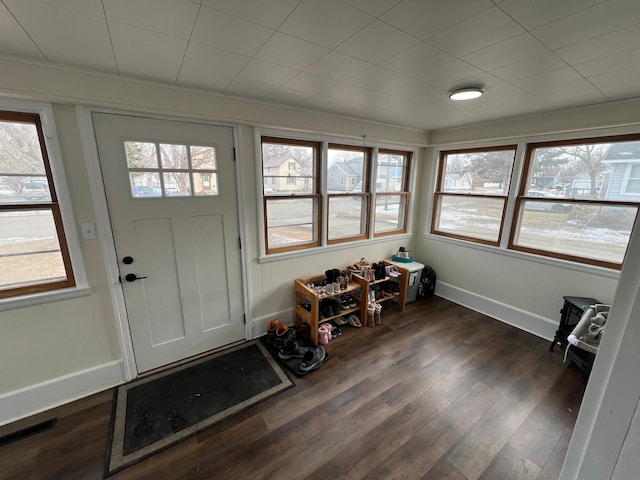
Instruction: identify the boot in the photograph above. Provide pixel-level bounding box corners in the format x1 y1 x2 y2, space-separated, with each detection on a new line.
274 323 295 352
367 304 376 327
374 303 382 325
318 325 330 345
266 318 281 349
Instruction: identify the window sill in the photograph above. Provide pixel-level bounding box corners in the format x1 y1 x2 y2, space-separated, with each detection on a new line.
259 233 412 264
0 284 92 312
423 232 621 280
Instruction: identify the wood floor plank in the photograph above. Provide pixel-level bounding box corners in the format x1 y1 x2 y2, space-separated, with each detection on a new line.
0 298 586 480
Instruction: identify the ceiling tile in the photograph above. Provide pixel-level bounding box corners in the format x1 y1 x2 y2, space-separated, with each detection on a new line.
177 42 250 91
0 4 45 60
381 0 494 41
335 20 419 64
491 52 567 81
512 67 588 96
589 65 640 99
532 0 640 50
199 0 299 29
109 21 186 83
235 59 299 86
344 66 407 91
554 23 640 65
573 48 640 77
4 0 116 72
381 42 454 79
104 0 199 40
341 0 403 17
254 32 329 70
379 78 443 103
304 52 371 81
263 87 315 106
462 33 549 71
279 0 374 49
416 59 484 87
428 7 525 58
38 0 104 17
497 0 605 30
191 6 274 56
224 77 278 100
283 72 339 95
324 82 395 106
541 87 608 108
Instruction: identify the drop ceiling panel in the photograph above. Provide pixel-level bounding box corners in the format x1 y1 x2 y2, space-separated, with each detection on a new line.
177 42 250 91
39 0 104 17
304 52 371 81
491 53 568 81
0 4 45 60
379 78 443 103
283 72 339 95
344 66 407 91
103 0 199 39
278 0 374 49
336 20 419 64
199 0 299 29
498 0 606 30
381 0 494 41
554 24 640 65
234 59 299 86
108 22 187 83
341 0 403 17
191 6 274 56
462 33 549 71
381 42 455 79
573 48 640 77
4 0 116 72
255 32 328 70
427 7 525 58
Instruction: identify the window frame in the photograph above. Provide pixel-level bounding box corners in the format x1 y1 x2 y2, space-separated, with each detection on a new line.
373 148 412 238
622 163 640 196
0 102 87 306
431 145 517 246
259 133 414 256
326 143 372 245
261 136 322 255
508 135 640 269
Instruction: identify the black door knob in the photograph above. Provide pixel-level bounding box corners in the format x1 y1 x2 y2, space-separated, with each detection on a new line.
122 256 134 264
125 273 147 282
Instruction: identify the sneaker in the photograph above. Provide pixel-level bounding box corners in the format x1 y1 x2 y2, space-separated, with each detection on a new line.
278 341 309 359
344 294 357 308
300 347 326 372
338 295 350 310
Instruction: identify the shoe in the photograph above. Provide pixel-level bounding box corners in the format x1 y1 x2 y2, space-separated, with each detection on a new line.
367 304 376 327
338 295 350 310
344 293 357 308
266 318 281 348
333 316 348 326
327 299 342 316
318 325 330 345
300 347 326 372
330 324 342 337
348 314 362 328
374 303 382 325
274 323 295 351
386 265 400 278
278 341 309 359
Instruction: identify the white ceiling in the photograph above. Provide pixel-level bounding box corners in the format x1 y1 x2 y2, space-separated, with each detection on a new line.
2 0 640 131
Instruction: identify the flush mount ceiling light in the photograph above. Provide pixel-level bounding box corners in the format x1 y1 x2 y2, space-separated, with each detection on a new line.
449 88 483 100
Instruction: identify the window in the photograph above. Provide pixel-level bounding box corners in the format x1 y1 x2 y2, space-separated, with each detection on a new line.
510 136 640 268
0 110 75 298
261 136 413 254
327 144 370 243
261 137 320 253
374 149 412 236
432 146 516 245
622 164 640 195
125 142 218 197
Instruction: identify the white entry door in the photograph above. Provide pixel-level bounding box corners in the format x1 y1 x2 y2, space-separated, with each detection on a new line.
93 113 245 373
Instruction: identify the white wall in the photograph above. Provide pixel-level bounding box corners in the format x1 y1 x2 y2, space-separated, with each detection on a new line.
0 58 426 425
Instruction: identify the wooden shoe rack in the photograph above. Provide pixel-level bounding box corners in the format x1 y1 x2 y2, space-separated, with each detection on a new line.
294 260 410 345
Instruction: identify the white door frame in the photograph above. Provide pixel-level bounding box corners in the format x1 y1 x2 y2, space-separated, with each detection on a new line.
75 106 252 381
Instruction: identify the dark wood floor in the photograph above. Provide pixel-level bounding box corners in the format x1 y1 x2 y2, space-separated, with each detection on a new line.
0 297 585 480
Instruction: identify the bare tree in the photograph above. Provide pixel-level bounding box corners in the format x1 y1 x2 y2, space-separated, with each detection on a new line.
0 122 46 193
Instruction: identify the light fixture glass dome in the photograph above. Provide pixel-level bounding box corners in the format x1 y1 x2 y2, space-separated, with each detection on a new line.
449 88 483 100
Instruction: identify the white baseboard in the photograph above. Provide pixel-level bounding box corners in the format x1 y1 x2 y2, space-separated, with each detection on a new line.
0 360 124 426
436 282 557 341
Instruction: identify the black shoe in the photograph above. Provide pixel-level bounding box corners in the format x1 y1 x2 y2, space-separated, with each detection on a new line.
300 347 326 371
344 293 357 308
338 295 350 310
278 341 309 359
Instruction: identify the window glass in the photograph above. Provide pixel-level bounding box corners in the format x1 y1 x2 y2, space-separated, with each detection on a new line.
376 152 406 192
0 110 75 298
265 198 317 249
159 144 188 169
328 195 367 240
433 147 515 245
624 164 640 194
374 194 407 234
262 141 315 195
327 147 365 193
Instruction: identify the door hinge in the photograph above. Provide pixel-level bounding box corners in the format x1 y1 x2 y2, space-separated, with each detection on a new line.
238 236 242 249
233 148 236 162
243 314 246 325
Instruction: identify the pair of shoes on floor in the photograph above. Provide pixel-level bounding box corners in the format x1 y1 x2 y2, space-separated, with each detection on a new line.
318 324 332 345
300 346 326 372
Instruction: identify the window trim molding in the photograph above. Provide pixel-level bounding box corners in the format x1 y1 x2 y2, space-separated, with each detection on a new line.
0 99 88 310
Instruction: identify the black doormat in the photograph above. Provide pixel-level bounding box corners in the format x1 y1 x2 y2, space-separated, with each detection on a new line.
104 340 294 477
